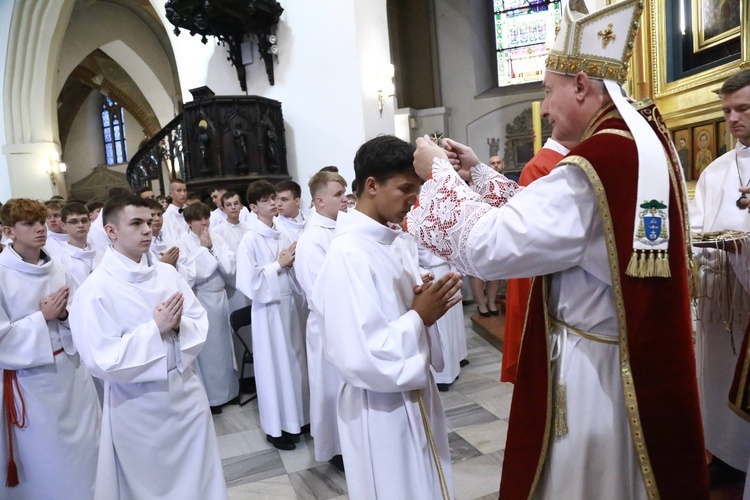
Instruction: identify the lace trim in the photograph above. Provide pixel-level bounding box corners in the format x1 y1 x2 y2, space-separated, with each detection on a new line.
407 158 520 276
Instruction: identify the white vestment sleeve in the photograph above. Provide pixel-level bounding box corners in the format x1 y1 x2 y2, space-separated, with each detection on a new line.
0 309 55 369
317 249 430 393
210 231 236 280
236 237 282 303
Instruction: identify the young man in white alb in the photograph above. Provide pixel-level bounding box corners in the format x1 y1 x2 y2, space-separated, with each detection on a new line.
179 202 239 414
274 180 306 241
0 198 100 499
161 178 188 246
70 195 227 499
43 199 69 261
60 202 102 286
236 180 309 451
295 170 348 469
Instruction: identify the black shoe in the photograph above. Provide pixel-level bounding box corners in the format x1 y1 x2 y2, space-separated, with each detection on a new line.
300 423 311 435
488 308 499 316
210 406 223 415
437 383 451 392
460 359 470 367
708 456 746 488
329 454 345 472
266 434 296 451
477 310 491 318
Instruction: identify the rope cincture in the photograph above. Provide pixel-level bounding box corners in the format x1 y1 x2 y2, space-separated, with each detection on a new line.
417 390 450 500
3 369 26 487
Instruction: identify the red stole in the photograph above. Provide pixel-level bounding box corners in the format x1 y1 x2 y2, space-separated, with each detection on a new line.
499 105 709 499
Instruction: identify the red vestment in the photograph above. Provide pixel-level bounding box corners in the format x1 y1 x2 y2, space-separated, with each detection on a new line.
501 147 564 383
500 103 709 499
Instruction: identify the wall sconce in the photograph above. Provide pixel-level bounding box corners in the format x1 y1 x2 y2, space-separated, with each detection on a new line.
43 156 67 187
377 64 395 117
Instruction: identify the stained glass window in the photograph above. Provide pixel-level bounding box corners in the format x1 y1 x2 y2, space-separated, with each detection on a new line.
101 97 128 165
494 0 562 87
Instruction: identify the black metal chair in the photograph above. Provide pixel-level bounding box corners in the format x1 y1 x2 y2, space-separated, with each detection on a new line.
229 305 256 406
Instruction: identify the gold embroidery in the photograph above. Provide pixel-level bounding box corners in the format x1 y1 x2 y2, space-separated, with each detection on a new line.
562 154 660 499
597 23 616 48
594 128 634 140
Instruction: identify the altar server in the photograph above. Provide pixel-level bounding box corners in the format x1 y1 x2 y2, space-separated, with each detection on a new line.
70 195 227 499
236 180 309 451
0 198 100 499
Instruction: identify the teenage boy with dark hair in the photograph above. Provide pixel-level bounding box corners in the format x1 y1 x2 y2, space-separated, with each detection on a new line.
86 199 105 223
312 135 462 498
179 202 238 414
236 181 309 450
275 179 306 241
0 198 100 499
43 199 68 260
70 195 226 499
60 202 102 285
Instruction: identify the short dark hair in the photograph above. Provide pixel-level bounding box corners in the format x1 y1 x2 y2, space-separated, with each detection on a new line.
103 196 151 226
721 69 750 95
136 186 154 196
86 199 105 212
187 193 202 202
61 202 90 222
182 202 212 223
275 180 301 199
246 180 276 205
144 198 163 212
155 195 167 202
221 191 241 207
107 186 131 200
353 135 416 196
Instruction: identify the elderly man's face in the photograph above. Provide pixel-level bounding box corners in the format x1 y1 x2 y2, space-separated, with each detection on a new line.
541 72 583 143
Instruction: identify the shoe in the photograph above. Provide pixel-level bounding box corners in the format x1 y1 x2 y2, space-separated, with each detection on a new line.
329 454 345 472
477 309 491 318
300 423 311 435
210 406 223 415
460 359 470 367
437 383 451 392
266 434 296 451
488 308 499 316
708 456 746 488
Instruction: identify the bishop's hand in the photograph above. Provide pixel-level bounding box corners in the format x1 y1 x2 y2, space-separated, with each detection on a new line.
443 138 481 182
154 292 184 335
412 272 463 326
413 136 448 180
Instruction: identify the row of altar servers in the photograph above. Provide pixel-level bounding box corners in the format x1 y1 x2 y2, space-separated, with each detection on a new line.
0 198 468 498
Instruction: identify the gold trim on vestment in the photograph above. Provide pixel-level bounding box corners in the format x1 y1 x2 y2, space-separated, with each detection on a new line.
549 317 620 345
560 154 660 499
580 108 622 142
416 391 450 500
594 128 634 140
521 277 553 497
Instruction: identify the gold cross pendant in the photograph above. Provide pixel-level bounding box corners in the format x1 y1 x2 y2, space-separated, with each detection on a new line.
597 23 616 48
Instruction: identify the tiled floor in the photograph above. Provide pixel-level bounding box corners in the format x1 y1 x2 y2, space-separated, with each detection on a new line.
214 304 511 499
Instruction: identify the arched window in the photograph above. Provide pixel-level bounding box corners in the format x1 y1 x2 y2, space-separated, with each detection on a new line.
101 96 128 165
493 0 562 87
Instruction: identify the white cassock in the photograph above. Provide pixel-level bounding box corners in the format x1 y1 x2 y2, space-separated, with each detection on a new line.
209 206 255 228
69 247 227 500
0 245 101 500
312 209 453 500
149 233 167 264
236 219 309 436
44 229 69 261
295 210 342 461
87 215 111 253
178 230 239 406
408 161 648 498
690 142 750 472
59 242 103 286
213 220 252 363
418 246 466 384
162 204 187 247
274 212 306 242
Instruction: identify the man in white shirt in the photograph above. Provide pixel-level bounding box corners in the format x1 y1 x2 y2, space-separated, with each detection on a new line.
691 68 750 487
209 187 254 228
295 170 348 469
312 136 462 499
161 178 188 246
70 195 226 499
0 198 100 499
274 180 306 241
144 198 179 267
